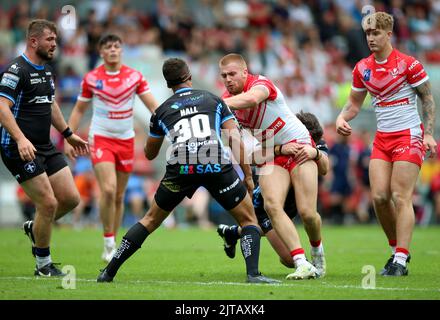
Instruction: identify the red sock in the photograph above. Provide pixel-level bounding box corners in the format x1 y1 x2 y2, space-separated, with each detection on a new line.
310 239 321 248
104 232 114 238
388 239 397 247
290 248 305 257
395 247 409 256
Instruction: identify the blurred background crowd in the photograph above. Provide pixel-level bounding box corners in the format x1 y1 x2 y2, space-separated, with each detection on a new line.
1 0 440 229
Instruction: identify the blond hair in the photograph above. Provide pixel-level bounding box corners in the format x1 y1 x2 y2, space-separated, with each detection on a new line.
219 53 247 68
362 12 394 32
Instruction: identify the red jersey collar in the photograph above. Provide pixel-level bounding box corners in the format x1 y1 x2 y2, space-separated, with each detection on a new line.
243 73 258 92
374 48 396 65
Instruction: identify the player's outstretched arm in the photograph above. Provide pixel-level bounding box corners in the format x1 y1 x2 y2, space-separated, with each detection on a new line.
415 80 438 158
336 89 367 136
139 92 159 113
223 85 269 110
0 97 36 161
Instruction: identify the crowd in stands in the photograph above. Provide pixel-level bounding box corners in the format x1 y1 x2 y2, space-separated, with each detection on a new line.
3 0 440 226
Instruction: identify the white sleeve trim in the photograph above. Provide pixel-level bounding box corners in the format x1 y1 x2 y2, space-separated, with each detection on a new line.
351 86 367 92
410 76 429 88
77 96 92 102
137 89 151 96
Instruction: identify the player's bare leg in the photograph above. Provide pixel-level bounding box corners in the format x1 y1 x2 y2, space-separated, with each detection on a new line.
259 165 295 247
114 170 130 234
291 160 325 277
259 165 317 279
291 160 321 241
51 167 81 220
369 159 398 273
265 229 295 268
94 162 118 262
383 161 419 276
21 173 65 276
370 160 397 241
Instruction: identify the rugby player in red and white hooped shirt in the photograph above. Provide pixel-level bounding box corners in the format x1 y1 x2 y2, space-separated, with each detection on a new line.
336 12 437 276
65 34 158 262
219 53 324 280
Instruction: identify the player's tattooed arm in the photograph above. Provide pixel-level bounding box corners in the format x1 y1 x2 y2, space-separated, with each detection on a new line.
415 80 436 136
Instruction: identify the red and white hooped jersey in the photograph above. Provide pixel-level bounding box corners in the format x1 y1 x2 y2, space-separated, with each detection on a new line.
222 74 310 145
78 64 150 139
352 49 429 132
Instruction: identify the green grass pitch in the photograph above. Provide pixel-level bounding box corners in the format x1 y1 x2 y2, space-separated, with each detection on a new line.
0 224 439 300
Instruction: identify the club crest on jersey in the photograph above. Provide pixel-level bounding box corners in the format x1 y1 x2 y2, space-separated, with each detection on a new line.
96 80 103 90
8 63 20 74
363 69 371 81
390 68 399 77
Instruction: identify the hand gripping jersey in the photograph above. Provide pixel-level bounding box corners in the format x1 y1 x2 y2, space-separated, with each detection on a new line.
222 74 310 145
78 64 150 139
352 49 429 132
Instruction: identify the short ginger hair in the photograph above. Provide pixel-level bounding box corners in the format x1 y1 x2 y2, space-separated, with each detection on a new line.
219 53 247 68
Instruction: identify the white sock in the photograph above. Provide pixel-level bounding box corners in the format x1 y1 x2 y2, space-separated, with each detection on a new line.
104 235 115 250
393 252 408 267
391 246 396 255
311 243 324 255
36 255 52 269
293 254 308 268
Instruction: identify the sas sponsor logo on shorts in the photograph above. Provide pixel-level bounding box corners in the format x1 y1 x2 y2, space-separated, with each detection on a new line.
24 161 36 173
179 164 221 174
219 178 239 194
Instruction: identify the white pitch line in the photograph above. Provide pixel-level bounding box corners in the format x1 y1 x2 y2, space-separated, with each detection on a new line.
1 276 439 294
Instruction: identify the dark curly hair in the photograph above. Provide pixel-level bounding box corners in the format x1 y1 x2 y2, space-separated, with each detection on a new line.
295 111 323 143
